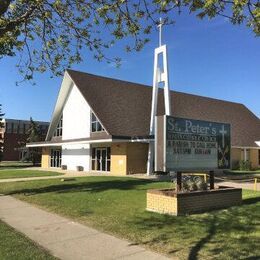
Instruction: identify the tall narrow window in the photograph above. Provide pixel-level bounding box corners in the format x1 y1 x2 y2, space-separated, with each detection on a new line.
53 116 63 137
91 112 104 132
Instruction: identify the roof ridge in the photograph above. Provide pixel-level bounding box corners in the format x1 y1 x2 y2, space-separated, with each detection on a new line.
67 69 245 107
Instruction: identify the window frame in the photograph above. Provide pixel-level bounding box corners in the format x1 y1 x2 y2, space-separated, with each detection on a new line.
91 147 110 172
91 112 104 133
53 116 63 137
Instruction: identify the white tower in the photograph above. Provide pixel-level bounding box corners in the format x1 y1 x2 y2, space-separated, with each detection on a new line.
147 18 172 175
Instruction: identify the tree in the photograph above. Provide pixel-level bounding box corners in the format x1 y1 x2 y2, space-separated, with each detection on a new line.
1 1 259 81
0 104 4 162
26 117 41 164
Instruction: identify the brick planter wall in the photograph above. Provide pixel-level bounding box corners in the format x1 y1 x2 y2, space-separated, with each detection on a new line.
147 187 242 216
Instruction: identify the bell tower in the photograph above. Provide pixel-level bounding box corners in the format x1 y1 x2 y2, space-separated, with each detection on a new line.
147 18 172 175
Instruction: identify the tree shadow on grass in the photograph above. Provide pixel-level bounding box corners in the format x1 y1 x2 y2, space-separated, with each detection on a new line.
4 178 156 196
128 197 260 259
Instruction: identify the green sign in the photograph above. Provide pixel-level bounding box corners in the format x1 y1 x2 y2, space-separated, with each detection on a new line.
165 116 231 171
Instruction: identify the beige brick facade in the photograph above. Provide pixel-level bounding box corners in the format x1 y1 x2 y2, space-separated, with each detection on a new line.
111 143 128 175
111 143 148 175
41 147 50 168
231 148 260 170
147 188 242 216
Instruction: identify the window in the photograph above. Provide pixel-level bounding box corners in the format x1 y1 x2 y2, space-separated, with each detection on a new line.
53 116 63 137
13 123 18 134
6 123 12 133
91 112 104 132
50 149 62 167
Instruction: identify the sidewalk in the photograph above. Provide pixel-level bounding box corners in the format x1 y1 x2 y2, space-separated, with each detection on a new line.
0 195 170 260
217 181 260 191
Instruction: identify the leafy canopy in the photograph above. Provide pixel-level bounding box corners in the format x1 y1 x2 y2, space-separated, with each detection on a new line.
0 0 259 81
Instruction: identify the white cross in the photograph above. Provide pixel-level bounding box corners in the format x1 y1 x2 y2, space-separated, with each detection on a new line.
219 125 227 148
158 18 163 47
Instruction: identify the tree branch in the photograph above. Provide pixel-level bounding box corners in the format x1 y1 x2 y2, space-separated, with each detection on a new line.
0 4 37 37
0 0 11 16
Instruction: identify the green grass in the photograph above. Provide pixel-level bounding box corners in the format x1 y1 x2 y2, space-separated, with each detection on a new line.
0 170 63 179
225 169 260 174
0 161 35 170
223 169 260 179
0 176 259 259
0 220 56 260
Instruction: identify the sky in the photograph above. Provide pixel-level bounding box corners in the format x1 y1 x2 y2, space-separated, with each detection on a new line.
0 11 259 122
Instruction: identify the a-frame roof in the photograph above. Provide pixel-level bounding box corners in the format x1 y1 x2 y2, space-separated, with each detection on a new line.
47 69 260 147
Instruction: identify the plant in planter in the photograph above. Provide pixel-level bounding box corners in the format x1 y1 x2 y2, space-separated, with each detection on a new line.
172 175 208 192
197 178 208 191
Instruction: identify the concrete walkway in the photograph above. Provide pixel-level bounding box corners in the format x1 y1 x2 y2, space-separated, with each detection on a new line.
217 181 260 191
0 195 170 260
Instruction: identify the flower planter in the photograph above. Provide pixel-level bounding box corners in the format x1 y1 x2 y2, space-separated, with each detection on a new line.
147 186 242 216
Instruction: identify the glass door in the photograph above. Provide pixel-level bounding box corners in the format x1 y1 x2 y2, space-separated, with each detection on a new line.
50 149 61 168
92 147 110 172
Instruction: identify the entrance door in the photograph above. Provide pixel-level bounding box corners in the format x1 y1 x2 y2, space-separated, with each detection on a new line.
96 148 107 171
50 149 61 168
92 147 110 172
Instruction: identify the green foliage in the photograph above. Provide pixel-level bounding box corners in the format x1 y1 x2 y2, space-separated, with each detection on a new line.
0 0 259 82
27 117 41 164
0 104 4 162
27 117 41 143
239 160 252 171
181 176 208 191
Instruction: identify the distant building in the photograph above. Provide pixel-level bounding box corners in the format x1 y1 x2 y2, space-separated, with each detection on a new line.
2 119 49 161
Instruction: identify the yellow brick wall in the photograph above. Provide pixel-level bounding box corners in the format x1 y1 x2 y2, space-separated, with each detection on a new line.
147 192 177 215
41 147 50 168
111 143 148 175
231 148 241 169
147 189 242 216
111 143 127 175
127 143 148 174
250 149 259 169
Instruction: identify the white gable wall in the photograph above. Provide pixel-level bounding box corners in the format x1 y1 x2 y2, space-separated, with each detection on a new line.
62 84 91 140
61 84 91 171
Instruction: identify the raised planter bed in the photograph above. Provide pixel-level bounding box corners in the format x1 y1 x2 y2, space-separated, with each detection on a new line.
147 186 242 216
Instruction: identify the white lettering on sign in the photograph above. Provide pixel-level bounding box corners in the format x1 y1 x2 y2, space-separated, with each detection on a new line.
165 116 230 171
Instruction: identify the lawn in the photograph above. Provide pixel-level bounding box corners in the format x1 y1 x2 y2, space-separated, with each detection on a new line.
0 220 56 260
224 169 260 177
0 176 259 259
0 161 35 169
0 169 63 179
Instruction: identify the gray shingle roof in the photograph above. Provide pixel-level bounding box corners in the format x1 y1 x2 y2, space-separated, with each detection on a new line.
67 69 260 147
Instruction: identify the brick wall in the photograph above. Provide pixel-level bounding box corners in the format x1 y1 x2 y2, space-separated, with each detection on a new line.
147 188 242 216
127 143 148 174
147 190 177 215
41 147 50 168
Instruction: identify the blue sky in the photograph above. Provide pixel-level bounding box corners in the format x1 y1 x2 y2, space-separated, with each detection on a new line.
0 11 259 122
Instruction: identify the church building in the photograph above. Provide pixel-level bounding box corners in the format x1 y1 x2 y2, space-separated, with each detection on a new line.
27 69 260 174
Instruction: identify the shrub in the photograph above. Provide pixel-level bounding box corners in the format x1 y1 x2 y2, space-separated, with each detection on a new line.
197 179 208 191
239 160 251 171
